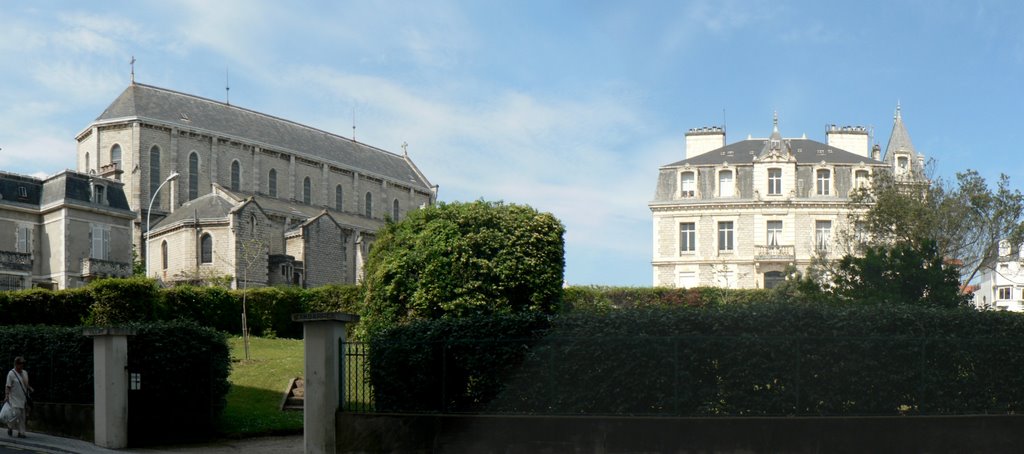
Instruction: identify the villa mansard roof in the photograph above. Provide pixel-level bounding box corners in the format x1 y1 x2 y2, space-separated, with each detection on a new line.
0 170 133 215
85 83 434 192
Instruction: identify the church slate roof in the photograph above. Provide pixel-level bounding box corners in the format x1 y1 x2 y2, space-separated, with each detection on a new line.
663 138 884 168
151 192 236 229
94 83 432 190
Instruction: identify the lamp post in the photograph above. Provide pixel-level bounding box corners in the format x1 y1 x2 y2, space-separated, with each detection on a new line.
145 172 180 278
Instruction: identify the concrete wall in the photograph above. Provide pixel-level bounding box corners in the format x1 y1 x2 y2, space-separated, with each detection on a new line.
336 413 1024 454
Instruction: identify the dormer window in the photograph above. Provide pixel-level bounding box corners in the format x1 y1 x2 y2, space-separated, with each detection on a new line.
897 156 909 175
93 184 106 204
816 169 831 196
718 170 734 198
854 170 870 190
17 186 27 198
680 172 696 198
767 168 782 195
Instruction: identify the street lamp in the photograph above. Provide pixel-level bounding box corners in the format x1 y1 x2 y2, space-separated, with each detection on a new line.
145 172 180 279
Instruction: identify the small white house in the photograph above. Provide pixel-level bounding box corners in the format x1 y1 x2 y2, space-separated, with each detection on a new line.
973 240 1024 312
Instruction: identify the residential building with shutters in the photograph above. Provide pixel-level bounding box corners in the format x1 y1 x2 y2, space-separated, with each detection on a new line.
0 170 134 290
650 108 924 289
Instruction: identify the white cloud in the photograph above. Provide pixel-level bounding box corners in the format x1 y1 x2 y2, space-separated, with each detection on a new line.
267 65 668 284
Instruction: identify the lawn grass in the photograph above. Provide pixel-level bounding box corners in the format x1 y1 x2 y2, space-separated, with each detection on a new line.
219 336 304 437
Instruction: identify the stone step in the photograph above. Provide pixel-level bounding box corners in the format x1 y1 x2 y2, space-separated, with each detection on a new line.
280 377 304 411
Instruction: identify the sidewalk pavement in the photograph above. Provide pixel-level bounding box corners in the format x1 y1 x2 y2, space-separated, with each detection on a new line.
0 431 303 454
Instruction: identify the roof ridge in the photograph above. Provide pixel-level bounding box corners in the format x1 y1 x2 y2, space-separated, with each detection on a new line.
131 83 407 160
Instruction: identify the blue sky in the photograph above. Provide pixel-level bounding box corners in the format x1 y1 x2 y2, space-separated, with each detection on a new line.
2 1 1023 286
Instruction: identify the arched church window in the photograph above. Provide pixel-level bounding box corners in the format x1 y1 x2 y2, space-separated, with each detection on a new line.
335 185 344 211
200 233 213 264
188 152 199 200
149 146 161 208
161 241 168 270
231 160 241 191
111 144 122 168
268 169 277 197
364 192 373 218
392 199 400 220
303 177 311 205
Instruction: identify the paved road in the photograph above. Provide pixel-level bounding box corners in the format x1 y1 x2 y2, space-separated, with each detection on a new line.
0 444 49 454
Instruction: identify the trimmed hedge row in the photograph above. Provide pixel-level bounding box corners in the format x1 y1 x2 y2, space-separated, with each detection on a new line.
0 278 361 338
0 321 230 445
560 285 777 311
368 303 1024 416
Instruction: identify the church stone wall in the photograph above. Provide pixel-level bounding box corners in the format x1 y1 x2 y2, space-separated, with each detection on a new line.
301 217 346 288
232 203 270 288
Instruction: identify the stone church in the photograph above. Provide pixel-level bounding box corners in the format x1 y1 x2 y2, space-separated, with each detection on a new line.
650 107 924 289
76 82 437 288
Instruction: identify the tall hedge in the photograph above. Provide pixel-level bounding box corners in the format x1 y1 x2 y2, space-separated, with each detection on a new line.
127 320 231 445
0 280 362 338
0 321 230 445
361 200 566 336
368 303 1024 416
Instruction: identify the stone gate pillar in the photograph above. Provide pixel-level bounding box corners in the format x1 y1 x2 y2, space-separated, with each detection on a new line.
84 327 136 449
293 312 359 454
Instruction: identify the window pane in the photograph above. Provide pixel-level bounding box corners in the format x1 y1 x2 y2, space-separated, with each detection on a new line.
816 170 830 195
679 222 695 253
268 169 277 197
200 234 213 263
768 169 782 195
766 221 782 246
680 172 695 198
365 192 373 218
815 220 832 251
718 221 734 251
231 161 241 191
303 177 311 205
149 146 161 208
392 199 400 220
189 153 199 200
719 171 733 197
336 185 344 211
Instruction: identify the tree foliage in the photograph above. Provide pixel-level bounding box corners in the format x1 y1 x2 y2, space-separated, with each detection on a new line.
360 200 565 335
848 169 1024 291
831 239 970 308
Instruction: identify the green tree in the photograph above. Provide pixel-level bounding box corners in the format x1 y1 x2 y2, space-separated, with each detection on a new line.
831 239 969 308
847 169 1024 292
360 200 565 336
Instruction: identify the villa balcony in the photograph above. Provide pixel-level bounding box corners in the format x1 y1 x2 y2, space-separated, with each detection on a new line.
0 251 32 272
81 257 132 278
754 245 795 261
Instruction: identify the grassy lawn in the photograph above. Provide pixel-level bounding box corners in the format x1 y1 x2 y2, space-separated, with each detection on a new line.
219 336 304 437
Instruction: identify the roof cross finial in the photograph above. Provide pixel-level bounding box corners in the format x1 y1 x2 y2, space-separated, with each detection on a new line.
895 100 901 120
401 141 408 156
130 56 136 84
772 110 779 133
352 106 356 141
225 66 231 106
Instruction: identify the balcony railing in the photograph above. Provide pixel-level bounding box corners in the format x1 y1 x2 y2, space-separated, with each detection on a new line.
754 245 795 261
81 257 132 278
0 251 32 272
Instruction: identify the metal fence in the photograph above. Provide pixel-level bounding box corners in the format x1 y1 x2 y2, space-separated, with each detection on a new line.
341 340 373 412
341 336 1024 417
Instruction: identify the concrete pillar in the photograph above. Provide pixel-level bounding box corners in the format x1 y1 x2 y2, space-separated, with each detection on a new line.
84 327 137 449
292 312 359 454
